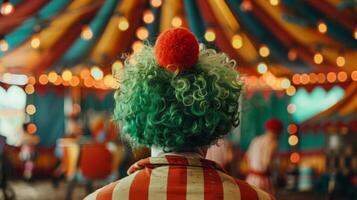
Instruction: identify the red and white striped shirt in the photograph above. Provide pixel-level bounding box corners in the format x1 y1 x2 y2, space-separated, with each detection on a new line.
85 155 276 200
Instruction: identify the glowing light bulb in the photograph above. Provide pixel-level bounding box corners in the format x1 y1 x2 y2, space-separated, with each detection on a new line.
136 27 149 40
257 62 268 74
171 16 182 27
313 53 323 64
231 34 243 49
288 135 299 146
281 78 291 89
31 37 41 49
69 76 80 87
337 71 347 82
25 84 35 94
118 17 129 31
81 25 93 40
290 153 300 163
336 56 345 67
287 103 296 114
103 74 115 87
0 39 8 51
353 28 357 40
287 124 298 134
62 70 72 81
286 86 296 96
26 104 36 115
204 29 216 42
151 0 162 7
132 41 143 53
326 72 336 83
288 49 297 61
1 2 14 16
39 74 48 85
48 71 58 83
259 45 270 57
27 123 37 134
269 0 279 6
80 68 90 79
351 71 357 81
91 66 103 80
143 10 154 24
317 73 326 83
317 21 328 33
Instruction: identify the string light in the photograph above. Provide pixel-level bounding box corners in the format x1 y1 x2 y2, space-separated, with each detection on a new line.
288 49 298 61
69 76 80 87
132 41 144 53
25 84 35 94
118 17 129 31
26 105 36 115
150 0 162 7
204 29 216 42
313 53 323 64
259 45 270 57
38 74 48 85
287 103 296 114
269 0 279 6
103 74 115 88
80 68 91 79
336 56 345 67
62 70 72 81
112 60 123 70
287 124 298 134
0 39 9 51
28 76 36 85
326 72 337 83
354 28 357 40
136 27 149 40
256 62 268 74
290 152 300 163
27 123 37 134
309 73 318 84
301 73 310 85
91 66 103 80
317 21 328 33
48 71 58 83
84 77 95 87
286 86 296 96
317 73 326 83
171 16 182 27
143 10 154 24
1 2 14 16
31 36 41 49
292 74 301 85
231 34 243 49
281 78 291 89
337 71 347 82
53 76 62 85
81 25 93 40
240 0 253 11
351 71 357 81
288 135 299 146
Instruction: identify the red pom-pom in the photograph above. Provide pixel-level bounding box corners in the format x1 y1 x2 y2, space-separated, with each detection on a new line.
154 28 199 71
265 118 283 133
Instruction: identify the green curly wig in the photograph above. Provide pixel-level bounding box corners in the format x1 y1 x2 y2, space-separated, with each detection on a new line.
114 45 242 151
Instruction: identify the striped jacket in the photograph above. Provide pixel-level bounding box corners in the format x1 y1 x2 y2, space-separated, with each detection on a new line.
85 155 276 200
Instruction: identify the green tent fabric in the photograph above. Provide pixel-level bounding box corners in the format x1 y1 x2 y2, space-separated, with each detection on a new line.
239 92 290 151
30 89 65 147
81 92 114 113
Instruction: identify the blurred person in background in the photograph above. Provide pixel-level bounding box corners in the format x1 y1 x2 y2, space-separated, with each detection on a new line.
19 123 40 181
245 118 283 193
86 28 275 200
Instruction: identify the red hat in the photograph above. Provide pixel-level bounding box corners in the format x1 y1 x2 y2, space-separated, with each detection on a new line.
265 118 283 133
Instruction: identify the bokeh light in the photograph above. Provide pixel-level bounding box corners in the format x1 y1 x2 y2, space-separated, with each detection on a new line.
288 135 299 146
257 62 268 74
259 45 270 57
25 84 35 94
26 104 36 115
204 29 216 42
171 16 182 27
118 17 129 31
336 56 345 67
136 27 149 40
38 74 48 85
62 70 72 81
0 39 9 51
231 34 243 49
143 10 154 24
313 53 323 64
287 124 298 134
290 152 300 163
91 66 104 80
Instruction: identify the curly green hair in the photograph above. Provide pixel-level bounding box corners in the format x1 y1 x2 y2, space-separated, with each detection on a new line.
114 45 242 151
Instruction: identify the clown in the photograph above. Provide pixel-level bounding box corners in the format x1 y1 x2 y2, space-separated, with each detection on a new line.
246 118 283 193
86 28 275 200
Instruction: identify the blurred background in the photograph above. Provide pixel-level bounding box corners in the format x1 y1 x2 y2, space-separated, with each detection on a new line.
0 0 356 199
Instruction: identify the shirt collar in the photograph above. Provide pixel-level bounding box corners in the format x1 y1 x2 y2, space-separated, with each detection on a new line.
127 154 226 175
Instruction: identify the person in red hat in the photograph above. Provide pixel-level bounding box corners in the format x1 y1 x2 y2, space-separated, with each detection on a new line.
85 28 275 200
245 118 283 193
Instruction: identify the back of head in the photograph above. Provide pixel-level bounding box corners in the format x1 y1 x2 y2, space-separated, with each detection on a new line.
114 28 242 152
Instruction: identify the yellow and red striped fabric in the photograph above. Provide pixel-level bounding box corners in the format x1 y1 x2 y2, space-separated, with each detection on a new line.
85 155 275 200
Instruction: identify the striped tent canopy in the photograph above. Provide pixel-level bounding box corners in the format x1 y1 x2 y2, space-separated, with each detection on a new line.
0 0 357 87
301 82 357 133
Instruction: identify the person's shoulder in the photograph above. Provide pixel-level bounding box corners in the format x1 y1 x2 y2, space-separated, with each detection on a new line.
234 178 277 200
84 174 136 200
